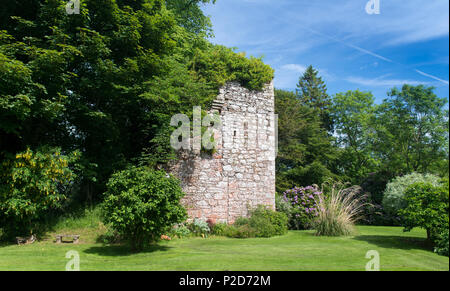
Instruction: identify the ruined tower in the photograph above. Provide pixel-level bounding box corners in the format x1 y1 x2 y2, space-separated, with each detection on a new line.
170 81 276 224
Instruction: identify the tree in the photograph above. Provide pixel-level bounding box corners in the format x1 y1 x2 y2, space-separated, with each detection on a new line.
373 85 448 175
275 89 337 192
165 0 216 36
102 167 186 251
296 65 333 131
399 180 449 241
0 0 272 205
331 90 378 183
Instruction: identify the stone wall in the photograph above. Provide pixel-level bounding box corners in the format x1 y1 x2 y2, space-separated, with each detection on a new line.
169 81 276 224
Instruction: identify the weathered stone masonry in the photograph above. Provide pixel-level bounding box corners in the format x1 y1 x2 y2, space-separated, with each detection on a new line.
169 81 276 224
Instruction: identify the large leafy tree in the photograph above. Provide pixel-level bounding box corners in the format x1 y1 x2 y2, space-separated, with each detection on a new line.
166 0 216 35
331 90 378 183
373 85 448 176
1 0 184 202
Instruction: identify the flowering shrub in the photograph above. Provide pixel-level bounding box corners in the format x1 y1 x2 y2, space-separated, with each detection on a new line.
282 186 322 230
0 147 79 238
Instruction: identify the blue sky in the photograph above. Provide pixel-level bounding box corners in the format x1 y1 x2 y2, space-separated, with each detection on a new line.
202 0 449 103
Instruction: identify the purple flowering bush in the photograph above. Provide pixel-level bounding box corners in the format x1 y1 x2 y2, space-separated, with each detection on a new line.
282 186 322 230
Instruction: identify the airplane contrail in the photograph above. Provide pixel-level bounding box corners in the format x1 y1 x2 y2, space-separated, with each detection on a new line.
415 69 449 85
301 25 449 86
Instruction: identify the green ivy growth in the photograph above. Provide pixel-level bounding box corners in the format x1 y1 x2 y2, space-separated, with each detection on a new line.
192 45 274 92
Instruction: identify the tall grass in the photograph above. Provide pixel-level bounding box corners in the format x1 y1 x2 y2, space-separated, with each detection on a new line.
313 183 367 236
53 206 102 231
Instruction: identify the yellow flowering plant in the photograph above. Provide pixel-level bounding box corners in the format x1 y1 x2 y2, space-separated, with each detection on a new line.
0 147 80 237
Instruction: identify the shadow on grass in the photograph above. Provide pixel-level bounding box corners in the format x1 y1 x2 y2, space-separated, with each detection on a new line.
353 235 433 251
83 244 172 257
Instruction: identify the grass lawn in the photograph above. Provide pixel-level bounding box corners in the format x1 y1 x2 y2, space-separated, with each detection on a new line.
0 224 448 271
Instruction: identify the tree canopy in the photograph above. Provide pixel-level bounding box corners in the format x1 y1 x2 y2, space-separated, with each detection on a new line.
0 0 273 207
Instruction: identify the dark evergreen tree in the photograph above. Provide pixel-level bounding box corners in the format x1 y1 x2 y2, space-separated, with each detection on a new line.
296 65 333 132
275 89 338 192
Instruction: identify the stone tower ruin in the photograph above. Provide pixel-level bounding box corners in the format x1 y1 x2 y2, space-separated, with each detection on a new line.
169 81 276 224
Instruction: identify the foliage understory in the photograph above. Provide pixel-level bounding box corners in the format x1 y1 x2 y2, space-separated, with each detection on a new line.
0 223 447 271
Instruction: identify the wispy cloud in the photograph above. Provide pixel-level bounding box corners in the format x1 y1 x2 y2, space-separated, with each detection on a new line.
280 64 307 73
278 0 449 47
204 0 449 98
346 76 430 87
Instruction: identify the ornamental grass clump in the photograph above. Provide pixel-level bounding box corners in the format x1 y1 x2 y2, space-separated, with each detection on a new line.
313 183 367 237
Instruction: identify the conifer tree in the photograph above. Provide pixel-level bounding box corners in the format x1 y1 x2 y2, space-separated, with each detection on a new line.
296 65 333 131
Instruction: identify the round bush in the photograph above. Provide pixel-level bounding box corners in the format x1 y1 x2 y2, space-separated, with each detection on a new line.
102 167 186 251
382 173 441 216
398 181 449 240
248 205 289 238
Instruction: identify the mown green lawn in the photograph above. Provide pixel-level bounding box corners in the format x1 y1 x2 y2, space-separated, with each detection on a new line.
0 226 447 271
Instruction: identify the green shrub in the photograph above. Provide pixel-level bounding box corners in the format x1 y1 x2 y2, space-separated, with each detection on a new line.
213 223 256 239
0 147 79 238
434 228 449 257
101 167 187 252
276 194 292 214
248 205 289 238
211 223 228 236
229 224 257 239
98 229 122 245
398 181 449 241
170 224 191 239
360 171 394 205
314 183 366 236
234 217 250 227
382 173 441 216
211 206 288 239
187 218 210 237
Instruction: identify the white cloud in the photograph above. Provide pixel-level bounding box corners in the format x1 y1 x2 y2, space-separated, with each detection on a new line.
280 64 307 73
203 0 449 90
